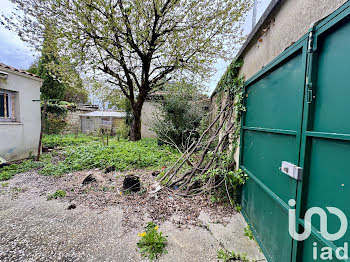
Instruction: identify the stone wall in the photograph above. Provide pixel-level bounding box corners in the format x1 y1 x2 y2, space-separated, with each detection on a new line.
63 109 84 134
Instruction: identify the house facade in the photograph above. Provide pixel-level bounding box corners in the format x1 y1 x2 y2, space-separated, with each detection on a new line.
0 63 42 161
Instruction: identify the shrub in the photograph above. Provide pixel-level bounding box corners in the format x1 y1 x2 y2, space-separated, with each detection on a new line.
137 222 167 261
45 113 67 134
44 103 68 116
42 103 68 134
151 80 207 150
115 120 129 140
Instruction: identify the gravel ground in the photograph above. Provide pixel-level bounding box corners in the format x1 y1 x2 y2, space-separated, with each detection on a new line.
0 169 265 262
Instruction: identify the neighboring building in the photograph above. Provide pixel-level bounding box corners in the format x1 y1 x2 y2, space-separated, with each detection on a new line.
63 104 99 134
0 63 42 161
140 94 162 138
80 111 126 135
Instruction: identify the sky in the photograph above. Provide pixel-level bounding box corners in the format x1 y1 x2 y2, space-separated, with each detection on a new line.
0 0 272 94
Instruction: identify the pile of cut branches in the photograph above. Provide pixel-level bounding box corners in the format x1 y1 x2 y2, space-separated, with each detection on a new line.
159 60 247 205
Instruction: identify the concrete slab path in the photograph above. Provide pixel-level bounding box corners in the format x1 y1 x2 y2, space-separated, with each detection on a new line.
0 171 266 262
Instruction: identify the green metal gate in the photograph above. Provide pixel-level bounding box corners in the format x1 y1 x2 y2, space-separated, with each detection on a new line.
239 3 350 262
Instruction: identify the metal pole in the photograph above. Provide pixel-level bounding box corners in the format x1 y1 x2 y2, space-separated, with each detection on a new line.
36 101 47 161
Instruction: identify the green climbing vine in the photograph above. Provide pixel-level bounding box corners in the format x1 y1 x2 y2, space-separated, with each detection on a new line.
215 59 244 106
214 58 246 160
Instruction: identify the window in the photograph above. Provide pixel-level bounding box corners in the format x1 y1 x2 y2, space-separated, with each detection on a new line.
0 90 15 121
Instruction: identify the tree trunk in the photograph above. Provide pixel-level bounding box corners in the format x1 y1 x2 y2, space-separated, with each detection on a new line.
129 106 142 141
128 82 148 141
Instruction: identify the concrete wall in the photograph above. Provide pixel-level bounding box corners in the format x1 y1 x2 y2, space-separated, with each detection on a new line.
81 116 126 136
81 116 101 135
240 0 347 79
0 71 42 161
141 100 160 138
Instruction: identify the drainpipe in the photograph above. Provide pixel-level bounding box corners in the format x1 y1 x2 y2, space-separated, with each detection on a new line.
252 0 257 29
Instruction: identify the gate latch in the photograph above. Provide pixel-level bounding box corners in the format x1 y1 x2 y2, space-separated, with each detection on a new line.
280 161 303 180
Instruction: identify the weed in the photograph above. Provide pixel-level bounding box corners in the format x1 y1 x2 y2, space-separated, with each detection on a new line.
137 222 167 261
41 138 180 176
234 205 242 212
244 225 255 241
217 248 250 262
123 189 131 195
1 182 9 187
1 135 180 181
11 187 23 193
160 177 169 186
42 134 99 147
138 187 147 196
199 168 247 208
47 190 66 200
210 194 218 203
0 160 44 181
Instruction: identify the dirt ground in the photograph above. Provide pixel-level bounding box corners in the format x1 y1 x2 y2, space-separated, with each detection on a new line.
0 169 266 262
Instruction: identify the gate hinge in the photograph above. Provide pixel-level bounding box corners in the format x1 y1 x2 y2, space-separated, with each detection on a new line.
308 31 314 53
308 27 318 53
280 161 303 180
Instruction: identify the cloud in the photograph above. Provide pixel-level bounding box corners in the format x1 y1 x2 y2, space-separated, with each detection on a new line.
0 0 38 69
0 27 38 70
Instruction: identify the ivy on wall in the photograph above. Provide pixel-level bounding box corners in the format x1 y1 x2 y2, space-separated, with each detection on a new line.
214 58 245 157
215 59 244 106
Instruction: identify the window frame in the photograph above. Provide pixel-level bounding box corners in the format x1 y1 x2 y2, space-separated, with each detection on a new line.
0 90 15 122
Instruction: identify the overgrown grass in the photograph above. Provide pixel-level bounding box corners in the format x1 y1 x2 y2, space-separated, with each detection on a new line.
40 138 179 176
0 160 43 181
42 134 99 147
0 154 53 181
0 134 180 180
